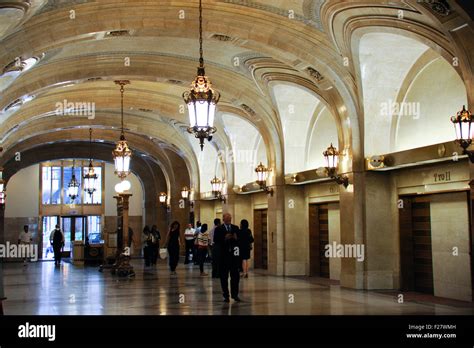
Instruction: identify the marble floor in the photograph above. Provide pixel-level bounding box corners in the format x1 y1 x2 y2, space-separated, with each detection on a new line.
2 259 473 315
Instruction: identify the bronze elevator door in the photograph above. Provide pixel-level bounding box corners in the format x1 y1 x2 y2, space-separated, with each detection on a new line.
399 196 434 294
253 209 268 269
309 204 329 278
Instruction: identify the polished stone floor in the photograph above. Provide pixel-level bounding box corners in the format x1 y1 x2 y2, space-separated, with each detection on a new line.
2 259 473 315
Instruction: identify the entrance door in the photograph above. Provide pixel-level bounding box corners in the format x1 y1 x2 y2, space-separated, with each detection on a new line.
309 204 330 278
253 209 268 269
61 216 86 256
42 216 59 260
399 196 434 294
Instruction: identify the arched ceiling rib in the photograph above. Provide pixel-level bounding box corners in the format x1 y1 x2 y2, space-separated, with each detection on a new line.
0 0 472 187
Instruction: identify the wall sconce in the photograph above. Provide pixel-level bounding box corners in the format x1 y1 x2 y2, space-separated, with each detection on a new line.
451 105 474 162
181 186 190 200
255 162 274 196
181 186 194 208
210 176 226 203
159 192 168 206
323 143 349 188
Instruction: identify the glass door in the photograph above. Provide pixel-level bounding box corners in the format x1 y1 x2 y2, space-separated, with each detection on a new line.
42 216 59 260
61 217 72 253
61 216 86 256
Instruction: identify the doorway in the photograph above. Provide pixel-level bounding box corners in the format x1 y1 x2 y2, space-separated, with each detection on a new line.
253 209 268 269
400 192 472 300
399 196 434 294
309 204 330 278
41 215 101 259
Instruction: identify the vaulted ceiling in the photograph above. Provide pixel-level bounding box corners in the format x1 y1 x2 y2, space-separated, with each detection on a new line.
0 0 473 194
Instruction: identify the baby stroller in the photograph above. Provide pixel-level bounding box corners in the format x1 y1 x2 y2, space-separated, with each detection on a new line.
111 247 135 278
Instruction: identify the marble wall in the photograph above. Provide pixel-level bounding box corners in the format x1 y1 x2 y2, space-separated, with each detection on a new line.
430 192 472 301
328 203 341 281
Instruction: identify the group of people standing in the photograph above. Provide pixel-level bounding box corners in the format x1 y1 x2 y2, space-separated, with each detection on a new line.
142 225 161 267
162 213 254 302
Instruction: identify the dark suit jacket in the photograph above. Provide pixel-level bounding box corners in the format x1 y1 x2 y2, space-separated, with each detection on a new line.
213 223 240 265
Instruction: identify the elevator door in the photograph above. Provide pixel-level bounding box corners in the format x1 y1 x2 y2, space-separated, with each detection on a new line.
253 209 268 269
309 204 330 278
399 196 434 294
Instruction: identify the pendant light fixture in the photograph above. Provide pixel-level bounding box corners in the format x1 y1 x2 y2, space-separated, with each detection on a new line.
67 159 80 201
83 128 98 197
113 80 132 179
183 0 220 150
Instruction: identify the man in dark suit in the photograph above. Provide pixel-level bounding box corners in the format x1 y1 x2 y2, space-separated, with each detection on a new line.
213 213 241 302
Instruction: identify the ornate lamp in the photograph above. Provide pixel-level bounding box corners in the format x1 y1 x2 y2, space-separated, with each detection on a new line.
255 162 273 196
113 80 132 179
183 0 220 150
159 192 167 206
451 105 474 162
67 160 80 201
210 176 226 203
323 143 349 188
181 186 190 200
83 128 98 196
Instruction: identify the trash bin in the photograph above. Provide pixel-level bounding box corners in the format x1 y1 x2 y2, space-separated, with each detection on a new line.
72 240 84 266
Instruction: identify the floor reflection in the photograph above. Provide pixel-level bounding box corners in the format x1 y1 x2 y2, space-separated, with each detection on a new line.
2 260 473 315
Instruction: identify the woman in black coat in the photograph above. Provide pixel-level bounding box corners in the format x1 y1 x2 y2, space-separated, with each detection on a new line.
237 219 254 278
165 221 181 275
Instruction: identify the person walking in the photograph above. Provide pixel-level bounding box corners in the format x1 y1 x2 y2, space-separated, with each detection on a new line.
213 213 242 302
196 224 210 276
49 224 64 266
209 218 221 278
151 225 161 266
237 219 254 278
18 225 33 266
165 221 181 275
184 223 195 264
143 225 152 267
193 221 202 265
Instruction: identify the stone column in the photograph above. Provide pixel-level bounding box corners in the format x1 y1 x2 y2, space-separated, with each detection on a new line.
338 171 366 289
267 180 286 276
338 170 399 290
222 181 236 217
362 171 399 289
169 193 189 247
283 184 307 276
113 195 123 252
120 193 132 249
